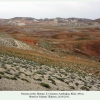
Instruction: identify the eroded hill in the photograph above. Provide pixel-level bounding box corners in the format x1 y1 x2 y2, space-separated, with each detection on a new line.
0 25 100 91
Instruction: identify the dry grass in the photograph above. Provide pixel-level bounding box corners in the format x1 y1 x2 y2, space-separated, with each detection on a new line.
0 26 100 79
0 45 100 78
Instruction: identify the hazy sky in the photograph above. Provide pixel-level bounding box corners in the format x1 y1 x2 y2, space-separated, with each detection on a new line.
0 1 100 19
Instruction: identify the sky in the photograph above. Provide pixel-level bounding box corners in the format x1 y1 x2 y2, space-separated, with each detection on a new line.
0 1 100 19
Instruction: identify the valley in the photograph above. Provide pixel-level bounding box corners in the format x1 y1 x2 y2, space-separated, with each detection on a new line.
0 17 100 91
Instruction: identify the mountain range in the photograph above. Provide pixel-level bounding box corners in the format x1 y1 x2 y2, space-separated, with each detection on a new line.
0 17 100 26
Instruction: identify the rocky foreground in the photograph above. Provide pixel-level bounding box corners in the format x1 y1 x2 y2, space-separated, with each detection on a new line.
0 54 100 91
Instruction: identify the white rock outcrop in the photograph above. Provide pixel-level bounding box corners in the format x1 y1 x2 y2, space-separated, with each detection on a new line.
0 37 32 50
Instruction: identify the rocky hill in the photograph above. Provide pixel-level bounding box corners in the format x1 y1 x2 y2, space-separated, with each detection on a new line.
0 19 100 91
0 17 100 26
0 32 32 50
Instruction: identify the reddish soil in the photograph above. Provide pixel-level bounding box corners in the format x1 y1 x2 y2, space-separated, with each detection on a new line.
80 41 100 56
19 38 37 45
0 26 100 61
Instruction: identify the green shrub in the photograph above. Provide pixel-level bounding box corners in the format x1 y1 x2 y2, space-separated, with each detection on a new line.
36 71 46 75
19 72 28 76
64 73 67 76
41 75 44 78
56 77 64 82
80 86 89 91
0 76 2 79
65 81 69 84
2 66 7 70
5 70 12 75
35 78 42 81
4 76 17 80
10 68 15 71
16 67 20 71
40 83 51 89
91 80 94 85
11 77 17 80
75 83 79 86
21 78 30 83
88 86 92 88
71 76 75 79
0 71 4 75
14 73 20 78
82 75 85 78
70 86 75 89
48 78 56 85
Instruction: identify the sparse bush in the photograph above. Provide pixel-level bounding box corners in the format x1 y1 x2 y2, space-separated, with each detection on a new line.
35 78 42 81
69 70 74 73
88 86 92 88
40 83 51 89
1 65 7 70
19 72 28 76
75 83 79 86
56 77 64 82
11 77 17 80
41 75 44 78
78 78 82 81
48 78 56 85
80 86 89 91
65 69 70 72
4 76 17 80
0 76 2 79
65 81 69 84
14 73 20 78
64 73 67 76
0 71 4 75
21 78 30 83
36 71 46 75
91 80 94 85
70 86 75 89
71 76 75 79
5 70 12 75
16 67 20 71
82 75 85 78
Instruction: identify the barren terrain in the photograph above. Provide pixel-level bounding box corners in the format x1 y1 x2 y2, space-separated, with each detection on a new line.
0 24 100 91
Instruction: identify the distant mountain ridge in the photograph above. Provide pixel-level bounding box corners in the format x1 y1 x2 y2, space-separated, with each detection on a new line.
0 17 100 26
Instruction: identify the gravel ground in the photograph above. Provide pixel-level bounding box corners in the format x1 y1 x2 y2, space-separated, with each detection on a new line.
0 54 100 91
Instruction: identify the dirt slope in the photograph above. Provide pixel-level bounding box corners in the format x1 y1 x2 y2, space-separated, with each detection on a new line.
0 25 100 91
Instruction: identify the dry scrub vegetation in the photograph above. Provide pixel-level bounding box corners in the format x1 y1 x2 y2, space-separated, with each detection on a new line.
0 26 100 90
0 54 100 90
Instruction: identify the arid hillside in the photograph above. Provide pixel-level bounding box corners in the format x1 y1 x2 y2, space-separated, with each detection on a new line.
0 25 100 91
1 26 99 61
